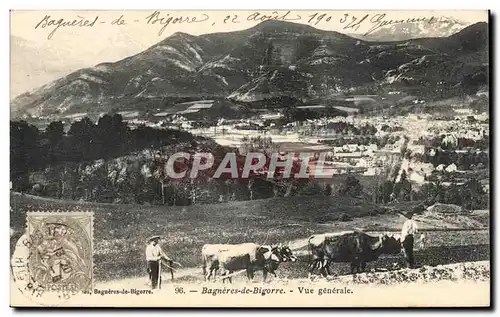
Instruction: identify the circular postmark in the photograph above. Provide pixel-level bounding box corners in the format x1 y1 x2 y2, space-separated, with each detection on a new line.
11 213 93 306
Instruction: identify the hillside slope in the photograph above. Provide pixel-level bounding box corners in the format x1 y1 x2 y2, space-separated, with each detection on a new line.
10 36 87 100
10 192 489 282
11 21 488 118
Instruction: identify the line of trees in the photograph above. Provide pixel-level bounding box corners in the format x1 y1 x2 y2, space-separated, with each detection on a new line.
317 135 401 148
416 147 489 170
11 115 320 205
299 121 378 136
19 146 317 205
373 169 488 210
11 115 489 210
10 114 200 191
282 106 349 122
414 134 489 151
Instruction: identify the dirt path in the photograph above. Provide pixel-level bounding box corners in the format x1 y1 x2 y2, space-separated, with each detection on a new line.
96 267 204 290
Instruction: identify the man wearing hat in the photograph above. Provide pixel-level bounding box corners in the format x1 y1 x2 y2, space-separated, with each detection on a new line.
400 211 418 269
145 236 171 289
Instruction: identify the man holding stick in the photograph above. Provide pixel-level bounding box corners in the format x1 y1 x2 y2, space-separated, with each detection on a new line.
145 236 172 290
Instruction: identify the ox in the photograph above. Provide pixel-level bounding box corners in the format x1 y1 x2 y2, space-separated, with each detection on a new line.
202 243 257 282
262 245 297 281
307 230 401 277
202 243 296 283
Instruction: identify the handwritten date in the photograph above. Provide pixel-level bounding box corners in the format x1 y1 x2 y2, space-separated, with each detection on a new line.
33 11 445 40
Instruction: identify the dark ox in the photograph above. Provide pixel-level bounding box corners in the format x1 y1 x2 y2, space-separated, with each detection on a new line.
307 231 401 277
263 245 297 280
202 243 296 283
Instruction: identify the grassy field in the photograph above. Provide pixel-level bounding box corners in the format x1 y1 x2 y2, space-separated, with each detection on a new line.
10 192 489 283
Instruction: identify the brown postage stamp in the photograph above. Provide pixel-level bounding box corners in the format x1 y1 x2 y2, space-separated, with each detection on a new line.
11 212 93 306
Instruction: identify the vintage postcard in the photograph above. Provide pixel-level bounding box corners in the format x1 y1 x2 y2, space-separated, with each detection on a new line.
10 10 490 308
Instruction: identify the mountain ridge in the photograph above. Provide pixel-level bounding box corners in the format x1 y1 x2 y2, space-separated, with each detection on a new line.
348 16 471 42
11 20 488 119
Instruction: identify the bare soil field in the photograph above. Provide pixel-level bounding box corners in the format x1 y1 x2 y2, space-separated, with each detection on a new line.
96 260 490 289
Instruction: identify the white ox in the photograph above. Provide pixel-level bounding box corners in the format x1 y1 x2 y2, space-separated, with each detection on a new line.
201 243 283 283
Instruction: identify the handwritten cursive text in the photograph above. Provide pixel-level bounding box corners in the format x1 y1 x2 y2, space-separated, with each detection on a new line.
31 11 452 40
364 13 434 36
145 11 209 36
34 15 99 40
246 11 302 22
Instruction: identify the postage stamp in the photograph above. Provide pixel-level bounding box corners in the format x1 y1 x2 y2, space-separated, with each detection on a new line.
9 9 490 308
11 212 93 306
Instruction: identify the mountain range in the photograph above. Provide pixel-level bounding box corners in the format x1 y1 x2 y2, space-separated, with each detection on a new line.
348 16 470 41
11 20 489 119
10 36 87 100
10 32 147 102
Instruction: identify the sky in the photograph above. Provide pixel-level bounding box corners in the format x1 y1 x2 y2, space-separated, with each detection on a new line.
10 10 488 98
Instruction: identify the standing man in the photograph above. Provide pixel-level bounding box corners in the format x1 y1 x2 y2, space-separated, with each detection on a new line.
401 211 418 269
145 236 171 289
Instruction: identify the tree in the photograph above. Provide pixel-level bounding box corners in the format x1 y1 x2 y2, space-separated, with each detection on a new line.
460 178 487 210
10 121 42 190
377 181 394 203
283 107 299 122
44 121 65 165
111 113 128 154
338 175 363 197
45 121 64 145
68 117 97 160
96 114 113 157
151 156 167 205
324 183 332 196
297 182 324 196
394 170 412 201
247 178 255 200
445 184 463 206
